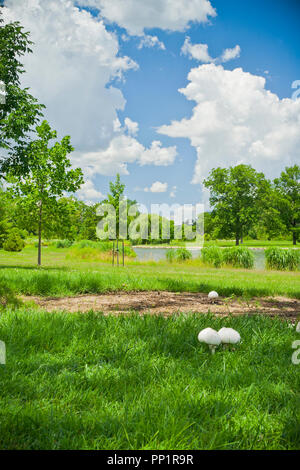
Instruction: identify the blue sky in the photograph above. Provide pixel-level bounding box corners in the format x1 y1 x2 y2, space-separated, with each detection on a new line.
3 0 300 208
91 0 300 206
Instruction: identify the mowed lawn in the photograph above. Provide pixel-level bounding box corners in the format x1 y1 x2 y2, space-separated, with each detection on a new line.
0 245 299 450
0 309 299 450
0 245 299 298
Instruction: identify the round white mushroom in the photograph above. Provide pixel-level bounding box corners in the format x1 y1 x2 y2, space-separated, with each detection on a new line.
218 327 241 345
198 327 221 354
208 291 219 300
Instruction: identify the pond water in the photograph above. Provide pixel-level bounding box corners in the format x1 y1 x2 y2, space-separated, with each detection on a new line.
133 246 266 270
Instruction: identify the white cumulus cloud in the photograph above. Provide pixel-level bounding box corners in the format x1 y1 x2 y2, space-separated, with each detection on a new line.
3 0 138 155
78 0 216 36
124 117 139 136
181 37 214 63
181 37 241 64
138 34 165 51
158 64 300 184
73 132 177 177
220 45 241 63
144 181 168 193
76 180 104 204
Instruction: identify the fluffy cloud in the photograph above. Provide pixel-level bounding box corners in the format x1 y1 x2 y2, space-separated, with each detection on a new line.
220 45 241 63
181 37 214 63
79 0 216 35
73 130 177 177
138 35 165 51
181 37 241 63
124 117 139 136
158 64 300 183
139 141 177 166
144 181 168 193
3 0 138 155
76 180 104 204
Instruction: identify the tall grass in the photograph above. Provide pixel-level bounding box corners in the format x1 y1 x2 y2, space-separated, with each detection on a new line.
0 265 299 298
67 241 136 262
201 246 254 269
201 246 223 267
265 248 300 271
56 239 73 248
223 246 254 269
0 309 299 449
166 248 192 263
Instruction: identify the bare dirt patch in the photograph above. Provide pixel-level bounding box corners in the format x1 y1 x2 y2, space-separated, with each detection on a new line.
22 291 300 319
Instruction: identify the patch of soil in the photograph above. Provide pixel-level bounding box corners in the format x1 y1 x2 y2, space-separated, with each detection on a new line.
22 291 300 319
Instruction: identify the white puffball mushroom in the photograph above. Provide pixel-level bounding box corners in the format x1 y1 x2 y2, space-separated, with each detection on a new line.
208 291 219 303
218 327 241 345
296 322 300 333
208 291 219 299
198 327 221 354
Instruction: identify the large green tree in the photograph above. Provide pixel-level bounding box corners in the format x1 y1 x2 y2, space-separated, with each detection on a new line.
204 164 269 245
0 8 44 174
274 165 300 245
7 120 83 265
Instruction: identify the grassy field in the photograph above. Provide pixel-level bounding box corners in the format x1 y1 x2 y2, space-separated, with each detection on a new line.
0 244 299 450
0 308 299 450
0 245 299 298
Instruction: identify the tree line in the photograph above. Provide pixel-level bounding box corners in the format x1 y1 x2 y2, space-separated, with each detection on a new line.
203 164 299 245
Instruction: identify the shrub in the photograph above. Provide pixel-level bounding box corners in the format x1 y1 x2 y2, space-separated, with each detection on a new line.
75 240 98 249
56 239 73 248
3 230 25 252
223 246 254 269
175 248 192 261
201 246 223 268
166 248 192 263
265 247 300 271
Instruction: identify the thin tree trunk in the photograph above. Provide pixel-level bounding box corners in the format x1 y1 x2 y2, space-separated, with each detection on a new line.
38 201 43 266
292 219 297 245
235 235 239 246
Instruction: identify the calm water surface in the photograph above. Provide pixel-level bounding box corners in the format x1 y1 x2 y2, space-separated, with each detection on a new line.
133 246 266 269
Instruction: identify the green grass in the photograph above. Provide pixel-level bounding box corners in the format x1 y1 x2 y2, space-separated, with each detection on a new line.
0 245 299 298
208 240 296 248
0 308 299 450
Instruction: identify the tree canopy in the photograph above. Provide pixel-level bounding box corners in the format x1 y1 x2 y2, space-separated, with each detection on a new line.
204 164 269 245
0 8 44 175
7 120 83 264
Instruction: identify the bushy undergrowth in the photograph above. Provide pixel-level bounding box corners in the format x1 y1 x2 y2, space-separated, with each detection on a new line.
201 246 254 269
67 241 136 262
265 247 300 271
56 239 73 249
3 230 25 252
0 309 299 450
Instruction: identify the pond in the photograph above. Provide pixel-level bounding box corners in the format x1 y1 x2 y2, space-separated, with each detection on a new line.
133 246 266 269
